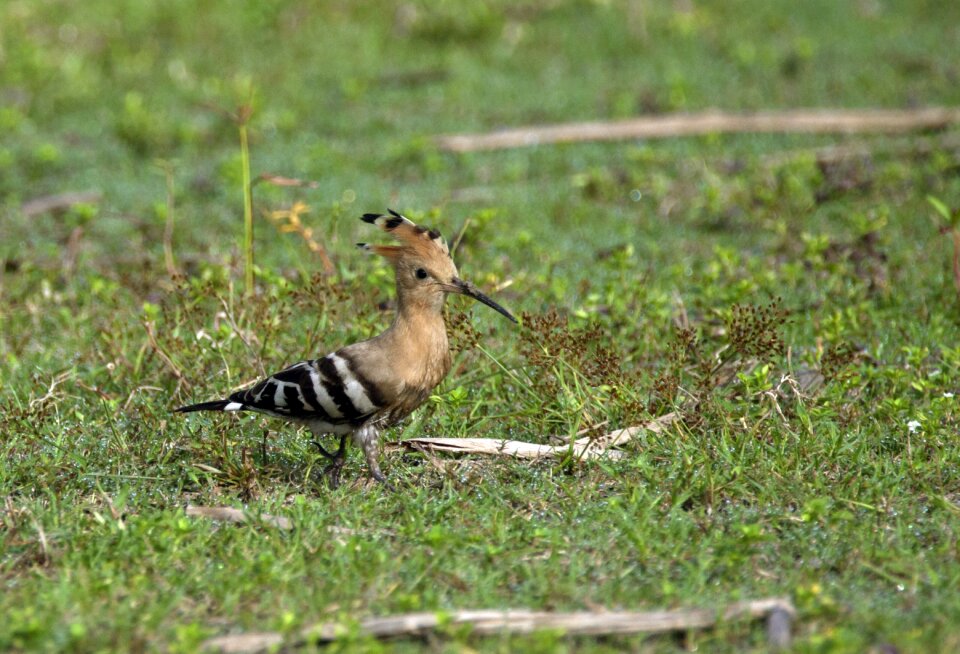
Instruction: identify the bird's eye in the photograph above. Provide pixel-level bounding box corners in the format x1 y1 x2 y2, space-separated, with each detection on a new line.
415 268 428 280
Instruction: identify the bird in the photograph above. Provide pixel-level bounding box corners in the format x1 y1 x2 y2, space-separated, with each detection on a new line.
175 210 516 487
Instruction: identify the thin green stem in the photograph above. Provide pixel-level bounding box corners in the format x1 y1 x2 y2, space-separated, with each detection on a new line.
239 123 254 296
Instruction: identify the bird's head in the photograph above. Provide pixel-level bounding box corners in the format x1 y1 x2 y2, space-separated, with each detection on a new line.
358 210 516 323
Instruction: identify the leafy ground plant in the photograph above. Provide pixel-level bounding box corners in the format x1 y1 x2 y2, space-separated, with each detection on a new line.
3 1 960 652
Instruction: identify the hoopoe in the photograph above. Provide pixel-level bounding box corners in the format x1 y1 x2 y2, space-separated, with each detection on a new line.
176 210 516 486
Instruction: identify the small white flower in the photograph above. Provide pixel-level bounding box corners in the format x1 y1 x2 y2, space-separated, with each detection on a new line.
944 392 955 399
907 420 921 434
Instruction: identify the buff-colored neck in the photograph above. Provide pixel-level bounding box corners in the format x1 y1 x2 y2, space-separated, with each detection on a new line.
380 292 451 387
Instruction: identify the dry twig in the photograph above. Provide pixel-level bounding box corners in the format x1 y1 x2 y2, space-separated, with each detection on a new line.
28 371 74 410
390 412 678 461
203 598 795 653
263 200 336 275
185 505 292 531
436 107 960 152
21 190 102 217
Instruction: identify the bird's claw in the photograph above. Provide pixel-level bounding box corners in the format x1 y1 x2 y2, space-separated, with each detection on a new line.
371 469 395 491
313 436 348 490
311 440 336 460
323 458 345 490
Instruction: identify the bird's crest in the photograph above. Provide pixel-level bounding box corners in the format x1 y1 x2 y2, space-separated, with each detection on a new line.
357 209 450 261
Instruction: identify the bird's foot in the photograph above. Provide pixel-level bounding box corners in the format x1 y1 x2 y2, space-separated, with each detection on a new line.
323 457 346 490
370 467 394 491
311 439 336 460
312 436 348 490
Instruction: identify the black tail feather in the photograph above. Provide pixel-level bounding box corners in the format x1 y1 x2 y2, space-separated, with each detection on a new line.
175 399 231 413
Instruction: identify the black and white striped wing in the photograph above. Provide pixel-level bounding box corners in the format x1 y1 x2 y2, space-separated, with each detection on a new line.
226 353 384 426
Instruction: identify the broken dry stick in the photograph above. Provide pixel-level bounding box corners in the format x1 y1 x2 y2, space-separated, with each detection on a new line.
21 190 103 217
436 107 960 152
185 505 292 530
203 598 795 653
390 412 678 460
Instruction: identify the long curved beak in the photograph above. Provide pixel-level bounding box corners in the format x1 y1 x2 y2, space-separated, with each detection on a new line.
450 278 517 323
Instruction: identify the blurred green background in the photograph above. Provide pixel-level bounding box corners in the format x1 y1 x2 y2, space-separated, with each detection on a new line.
4 0 959 269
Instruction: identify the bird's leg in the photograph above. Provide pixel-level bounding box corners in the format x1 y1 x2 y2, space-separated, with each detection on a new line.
353 425 391 487
311 439 336 459
312 434 348 489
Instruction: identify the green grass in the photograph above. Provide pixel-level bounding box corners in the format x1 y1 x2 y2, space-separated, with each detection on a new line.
3 0 960 651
